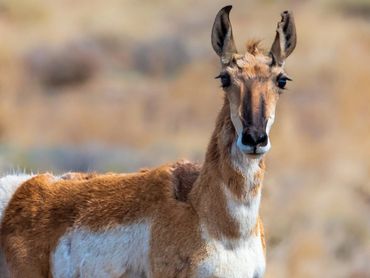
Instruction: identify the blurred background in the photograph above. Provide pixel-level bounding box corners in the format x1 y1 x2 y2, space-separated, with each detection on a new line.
0 0 369 276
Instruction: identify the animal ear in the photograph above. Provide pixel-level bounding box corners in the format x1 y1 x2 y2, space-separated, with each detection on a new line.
211 5 237 62
270 11 297 66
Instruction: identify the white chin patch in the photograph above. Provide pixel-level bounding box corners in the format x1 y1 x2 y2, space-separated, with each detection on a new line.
236 135 271 155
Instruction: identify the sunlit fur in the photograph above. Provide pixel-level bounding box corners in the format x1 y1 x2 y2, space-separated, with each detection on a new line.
0 7 296 278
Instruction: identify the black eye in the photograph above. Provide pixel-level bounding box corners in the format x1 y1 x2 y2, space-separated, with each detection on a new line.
216 73 231 88
276 74 292 90
277 78 286 89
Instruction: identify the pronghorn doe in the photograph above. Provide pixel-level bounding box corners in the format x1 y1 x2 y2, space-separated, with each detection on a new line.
0 6 296 278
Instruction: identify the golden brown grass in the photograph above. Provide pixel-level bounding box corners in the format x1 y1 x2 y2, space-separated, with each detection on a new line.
0 0 369 277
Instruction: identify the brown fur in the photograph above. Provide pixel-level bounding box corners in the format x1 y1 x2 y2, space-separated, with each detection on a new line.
0 6 298 277
0 98 265 277
1 163 205 277
61 172 99 180
189 100 265 241
172 161 201 202
246 40 263 55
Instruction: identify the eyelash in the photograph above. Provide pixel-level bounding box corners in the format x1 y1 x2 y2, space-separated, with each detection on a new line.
216 73 292 90
276 74 292 90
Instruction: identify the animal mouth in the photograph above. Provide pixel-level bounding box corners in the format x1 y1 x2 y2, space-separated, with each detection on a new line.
244 148 266 157
246 150 265 158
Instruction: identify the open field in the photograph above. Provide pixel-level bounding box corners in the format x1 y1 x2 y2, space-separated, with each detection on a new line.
0 0 369 276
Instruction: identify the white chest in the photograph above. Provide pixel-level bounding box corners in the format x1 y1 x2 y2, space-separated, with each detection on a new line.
196 156 265 278
196 235 266 278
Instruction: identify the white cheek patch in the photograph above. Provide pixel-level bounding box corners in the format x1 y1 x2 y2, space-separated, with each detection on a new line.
265 113 275 135
229 99 243 136
230 114 243 137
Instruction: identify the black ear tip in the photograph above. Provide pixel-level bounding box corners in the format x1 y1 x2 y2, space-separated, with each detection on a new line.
281 10 293 16
221 5 233 14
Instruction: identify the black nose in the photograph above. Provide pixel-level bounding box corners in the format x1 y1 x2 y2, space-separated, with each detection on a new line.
241 130 268 147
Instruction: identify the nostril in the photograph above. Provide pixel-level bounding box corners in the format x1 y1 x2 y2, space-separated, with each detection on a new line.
241 129 268 147
257 133 268 146
241 132 257 146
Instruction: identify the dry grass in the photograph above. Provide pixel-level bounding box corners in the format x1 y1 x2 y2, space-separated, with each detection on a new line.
0 0 369 276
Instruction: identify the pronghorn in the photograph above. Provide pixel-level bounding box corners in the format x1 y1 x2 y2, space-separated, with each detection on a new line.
0 6 296 278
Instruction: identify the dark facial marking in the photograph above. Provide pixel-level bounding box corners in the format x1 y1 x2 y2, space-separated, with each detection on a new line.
241 84 267 130
259 94 266 128
242 85 253 126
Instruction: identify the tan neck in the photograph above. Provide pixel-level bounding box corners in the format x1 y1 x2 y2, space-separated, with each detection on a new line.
189 98 265 241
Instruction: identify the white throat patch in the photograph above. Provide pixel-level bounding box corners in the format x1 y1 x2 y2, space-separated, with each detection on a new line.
231 142 261 190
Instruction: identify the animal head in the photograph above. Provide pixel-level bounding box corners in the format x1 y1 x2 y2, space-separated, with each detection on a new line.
212 6 296 157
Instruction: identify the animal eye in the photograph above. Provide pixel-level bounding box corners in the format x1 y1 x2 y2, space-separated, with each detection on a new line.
276 74 291 90
216 73 231 88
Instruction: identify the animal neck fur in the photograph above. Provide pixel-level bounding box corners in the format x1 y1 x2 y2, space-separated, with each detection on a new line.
189 97 265 243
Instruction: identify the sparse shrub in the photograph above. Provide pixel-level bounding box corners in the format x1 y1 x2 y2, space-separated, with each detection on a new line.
335 0 370 20
24 40 100 89
132 37 189 77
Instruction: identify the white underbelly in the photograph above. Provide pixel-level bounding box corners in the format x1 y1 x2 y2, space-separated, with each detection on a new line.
196 235 266 278
51 222 150 278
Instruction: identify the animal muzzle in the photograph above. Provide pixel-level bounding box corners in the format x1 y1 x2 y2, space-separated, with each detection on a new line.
236 127 271 155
